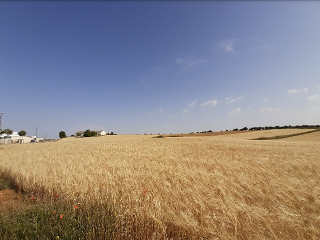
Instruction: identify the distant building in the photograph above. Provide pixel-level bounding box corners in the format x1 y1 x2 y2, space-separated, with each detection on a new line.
75 130 107 137
94 130 106 136
11 132 19 137
0 132 43 144
0 133 8 138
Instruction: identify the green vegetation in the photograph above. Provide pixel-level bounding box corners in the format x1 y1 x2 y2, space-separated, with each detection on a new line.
59 131 67 139
18 130 27 136
0 172 116 240
83 129 92 137
248 124 320 131
91 131 97 137
195 125 320 133
1 129 13 135
0 198 116 240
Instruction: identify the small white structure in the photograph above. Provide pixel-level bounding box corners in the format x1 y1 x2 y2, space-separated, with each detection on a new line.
0 131 44 144
0 133 8 138
95 130 106 136
11 132 19 137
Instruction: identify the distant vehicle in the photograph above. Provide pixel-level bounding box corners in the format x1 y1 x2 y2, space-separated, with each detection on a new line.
30 139 36 143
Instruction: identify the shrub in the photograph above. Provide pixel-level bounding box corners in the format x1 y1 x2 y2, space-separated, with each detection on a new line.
18 130 27 136
83 130 91 137
59 131 66 139
91 131 97 137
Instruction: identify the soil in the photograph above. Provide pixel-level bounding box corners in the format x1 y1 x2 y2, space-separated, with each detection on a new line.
0 188 29 213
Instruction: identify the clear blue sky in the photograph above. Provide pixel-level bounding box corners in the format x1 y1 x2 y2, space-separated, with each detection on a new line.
1 1 320 138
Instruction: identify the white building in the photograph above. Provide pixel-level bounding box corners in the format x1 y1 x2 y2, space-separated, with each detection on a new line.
11 132 19 137
95 130 106 136
0 132 43 144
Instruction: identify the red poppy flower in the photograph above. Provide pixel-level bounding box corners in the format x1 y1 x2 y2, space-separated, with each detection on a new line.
143 191 146 194
60 214 63 219
75 205 78 209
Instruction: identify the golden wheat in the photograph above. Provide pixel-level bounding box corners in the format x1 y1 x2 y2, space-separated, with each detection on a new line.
0 129 319 239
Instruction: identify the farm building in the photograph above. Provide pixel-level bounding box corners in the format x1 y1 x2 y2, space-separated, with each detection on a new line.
0 132 43 144
76 130 107 137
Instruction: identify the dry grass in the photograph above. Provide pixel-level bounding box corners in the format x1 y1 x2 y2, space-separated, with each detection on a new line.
218 129 314 140
278 130 320 142
0 130 320 239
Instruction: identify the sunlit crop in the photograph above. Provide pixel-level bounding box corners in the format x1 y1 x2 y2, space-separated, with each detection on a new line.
1 129 319 239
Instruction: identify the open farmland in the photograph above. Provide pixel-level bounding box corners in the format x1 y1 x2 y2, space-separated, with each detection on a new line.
0 129 320 239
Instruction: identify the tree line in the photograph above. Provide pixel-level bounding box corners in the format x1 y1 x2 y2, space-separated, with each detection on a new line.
0 129 27 136
195 125 320 134
232 124 320 132
59 130 116 139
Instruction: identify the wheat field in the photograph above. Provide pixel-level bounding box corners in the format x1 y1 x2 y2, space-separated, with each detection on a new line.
1 129 320 239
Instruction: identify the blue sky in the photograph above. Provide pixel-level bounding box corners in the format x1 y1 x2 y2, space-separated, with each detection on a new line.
1 1 320 138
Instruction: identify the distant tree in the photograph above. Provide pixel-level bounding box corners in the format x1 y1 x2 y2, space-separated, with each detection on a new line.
76 132 82 137
59 131 67 139
110 132 114 135
18 130 27 136
233 128 239 131
1 129 13 135
83 129 91 137
91 131 97 136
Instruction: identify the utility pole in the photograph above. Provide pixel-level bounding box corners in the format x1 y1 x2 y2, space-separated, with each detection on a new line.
35 127 38 137
0 113 3 131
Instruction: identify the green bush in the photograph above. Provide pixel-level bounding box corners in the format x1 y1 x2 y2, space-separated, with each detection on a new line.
83 130 91 137
91 131 97 137
59 131 66 139
18 130 27 136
